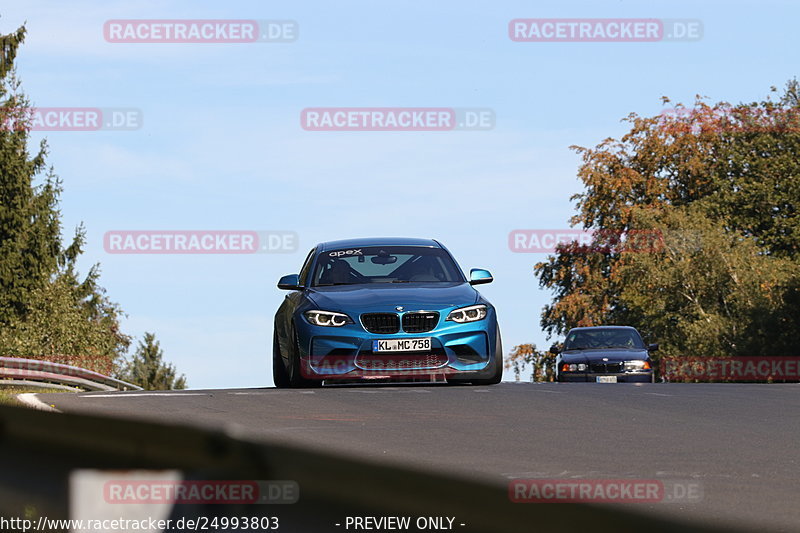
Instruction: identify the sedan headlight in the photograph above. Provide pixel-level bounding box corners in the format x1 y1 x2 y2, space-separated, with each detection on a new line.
446 304 488 323
624 360 651 371
561 363 588 372
304 310 353 327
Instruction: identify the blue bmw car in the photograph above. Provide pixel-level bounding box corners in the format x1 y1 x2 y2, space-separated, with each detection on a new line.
273 237 502 387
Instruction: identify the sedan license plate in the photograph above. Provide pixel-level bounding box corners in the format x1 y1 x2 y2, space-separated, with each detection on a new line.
372 338 431 352
596 376 618 383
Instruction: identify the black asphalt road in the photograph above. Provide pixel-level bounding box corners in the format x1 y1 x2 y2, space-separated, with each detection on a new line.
39 383 800 532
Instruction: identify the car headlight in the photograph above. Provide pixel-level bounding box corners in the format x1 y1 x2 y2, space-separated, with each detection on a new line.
304 310 353 327
446 304 488 323
561 363 588 372
624 360 651 371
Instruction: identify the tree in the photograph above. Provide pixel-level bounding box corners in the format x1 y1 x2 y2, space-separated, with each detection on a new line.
614 206 798 360
534 81 800 367
505 344 555 382
0 26 60 326
0 25 129 372
117 333 187 390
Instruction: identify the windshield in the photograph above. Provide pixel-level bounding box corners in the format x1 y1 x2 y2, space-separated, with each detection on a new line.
563 329 645 350
311 246 464 286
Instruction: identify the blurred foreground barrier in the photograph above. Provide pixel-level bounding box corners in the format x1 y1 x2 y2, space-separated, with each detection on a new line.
0 404 737 533
0 357 141 391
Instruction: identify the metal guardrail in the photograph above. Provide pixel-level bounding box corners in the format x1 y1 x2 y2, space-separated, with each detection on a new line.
0 356 141 391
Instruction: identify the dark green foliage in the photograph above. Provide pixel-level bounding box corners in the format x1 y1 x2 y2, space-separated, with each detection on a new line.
117 333 187 390
0 26 185 385
0 25 130 373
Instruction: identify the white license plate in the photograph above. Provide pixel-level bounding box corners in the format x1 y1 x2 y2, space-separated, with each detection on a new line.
372 338 432 352
596 376 618 383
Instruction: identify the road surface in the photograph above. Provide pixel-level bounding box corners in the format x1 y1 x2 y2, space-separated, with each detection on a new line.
39 382 800 531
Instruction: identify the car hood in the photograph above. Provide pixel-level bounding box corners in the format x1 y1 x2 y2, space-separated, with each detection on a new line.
305 282 480 312
560 348 650 364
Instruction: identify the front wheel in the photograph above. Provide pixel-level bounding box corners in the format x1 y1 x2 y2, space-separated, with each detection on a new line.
285 324 322 388
471 331 503 385
448 330 503 386
272 329 291 388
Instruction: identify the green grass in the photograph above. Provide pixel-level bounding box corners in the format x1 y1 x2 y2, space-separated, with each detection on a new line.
0 386 70 406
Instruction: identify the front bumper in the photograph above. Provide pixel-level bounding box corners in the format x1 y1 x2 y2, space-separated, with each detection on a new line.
558 371 654 383
295 314 498 381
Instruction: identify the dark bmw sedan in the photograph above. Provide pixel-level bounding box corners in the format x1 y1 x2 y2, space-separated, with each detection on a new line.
554 326 657 383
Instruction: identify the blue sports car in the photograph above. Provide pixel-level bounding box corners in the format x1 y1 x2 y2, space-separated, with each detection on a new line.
273 237 502 387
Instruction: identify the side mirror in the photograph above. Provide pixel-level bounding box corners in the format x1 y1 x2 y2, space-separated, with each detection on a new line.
278 274 302 290
469 268 493 285
550 344 561 354
648 343 659 352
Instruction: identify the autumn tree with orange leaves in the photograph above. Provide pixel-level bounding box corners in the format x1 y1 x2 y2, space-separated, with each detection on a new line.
531 81 800 365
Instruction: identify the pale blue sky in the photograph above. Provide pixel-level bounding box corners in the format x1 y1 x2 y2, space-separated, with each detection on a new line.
2 0 797 387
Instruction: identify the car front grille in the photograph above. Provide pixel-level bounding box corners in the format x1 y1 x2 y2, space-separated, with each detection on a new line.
361 313 400 334
590 363 623 373
402 312 439 333
361 311 440 334
355 353 448 370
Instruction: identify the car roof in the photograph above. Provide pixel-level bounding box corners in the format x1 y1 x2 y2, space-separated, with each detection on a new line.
317 237 441 252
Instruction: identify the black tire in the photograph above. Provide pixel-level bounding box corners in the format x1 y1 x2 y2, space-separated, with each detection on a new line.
273 329 291 388
471 331 503 385
448 330 504 386
285 324 322 388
